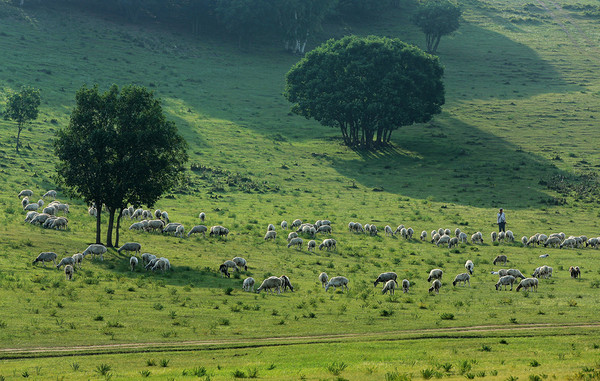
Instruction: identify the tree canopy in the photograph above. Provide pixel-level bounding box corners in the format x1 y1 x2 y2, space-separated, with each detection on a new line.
54 84 188 246
284 35 445 149
3 86 41 153
412 0 461 54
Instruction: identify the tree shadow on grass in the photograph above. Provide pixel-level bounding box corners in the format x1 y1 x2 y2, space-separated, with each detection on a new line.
331 116 566 210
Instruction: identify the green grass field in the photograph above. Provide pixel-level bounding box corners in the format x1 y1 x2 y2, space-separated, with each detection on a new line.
2 0 600 379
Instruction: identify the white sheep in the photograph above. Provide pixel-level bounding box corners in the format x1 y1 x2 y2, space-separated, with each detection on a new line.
402 279 410 293
452 273 470 286
493 255 508 265
18 189 33 198
151 258 170 273
161 211 169 223
33 252 57 267
318 238 336 251
267 223 275 231
448 237 459 248
129 222 145 231
420 231 427 241
498 231 505 242
154 209 162 219
30 213 51 225
42 190 56 199
162 222 182 235
353 222 364 233
209 225 229 237
287 232 299 242
429 279 442 294
117 242 141 255
465 260 474 275
88 206 97 217
505 230 515 242
36 199 44 207
560 238 576 249
243 277 255 292
431 233 440 244
187 225 208 238
281 220 288 230
427 269 443 282
307 240 316 252
325 276 349 292
175 224 185 238
507 269 526 279
142 253 157 266
406 227 414 239
50 217 68 230
543 237 561 248
382 279 397 295
279 275 294 292
292 219 302 228
516 278 538 292
384 225 394 237
21 196 29 208
72 253 83 269
64 265 74 281
256 276 283 294
319 272 328 287
56 256 75 270
82 244 107 261
399 227 408 239
454 228 461 237
471 233 482 244
521 236 528 246
491 231 498 242
287 237 303 249
130 256 138 271
24 203 39 211
495 275 516 291
146 219 165 232
317 225 332 234
25 211 39 223
436 235 450 247
373 272 398 287
232 257 248 271
394 224 405 235
199 212 206 222
458 232 468 243
222 260 239 272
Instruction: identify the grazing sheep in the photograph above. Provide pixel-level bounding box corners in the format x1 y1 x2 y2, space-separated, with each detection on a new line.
444 228 451 236
394 224 405 235
543 236 561 248
37 199 44 208
146 219 165 232
569 266 581 278
505 230 515 242
281 220 288 230
431 233 440 244
452 273 470 287
117 242 141 255
162 222 182 235
222 260 239 273
516 278 538 292
219 264 230 278
348 222 356 232
87 206 97 217
498 231 505 242
402 279 410 293
256 276 283 294
373 272 398 287
21 196 29 208
267 223 275 231
507 269 526 280
24 203 39 211
493 255 508 265
129 222 145 231
429 279 442 294
382 279 397 295
292 219 302 228
533 265 552 279
33 252 58 267
142 253 157 266
406 227 414 239
325 276 349 292
232 257 248 271
538 234 549 245
50 217 68 230
279 275 294 292
154 209 162 219
287 232 299 242
384 225 394 237
30 213 51 225
491 231 498 242
495 275 516 291
437 228 444 236
317 225 332 234
455 228 461 237
82 244 107 261
42 190 56 199
287 237 303 249
539 254 549 258
130 256 138 271
586 238 598 248
560 238 576 249
151 258 170 273
64 265 74 280
465 260 474 275
420 231 427 241
72 253 83 269
187 225 208 238
369 224 378 236
353 222 364 233
427 269 443 282
174 224 185 238
431 230 438 240
448 237 459 248
521 236 528 246
307 240 316 252
318 238 336 251
52 203 69 214
25 211 39 223
436 235 450 247
471 233 482 244
399 227 408 239
161 211 169 223
458 232 468 243
243 277 255 292
56 256 75 270
18 189 33 198
319 272 328 288
209 225 229 237
199 212 206 222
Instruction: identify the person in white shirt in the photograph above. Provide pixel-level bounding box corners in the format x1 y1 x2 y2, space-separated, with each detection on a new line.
497 208 506 233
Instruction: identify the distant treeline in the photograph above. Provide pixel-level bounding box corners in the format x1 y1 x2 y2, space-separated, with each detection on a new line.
19 0 404 53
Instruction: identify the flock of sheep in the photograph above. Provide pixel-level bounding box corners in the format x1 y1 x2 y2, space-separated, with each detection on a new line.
20 188 585 297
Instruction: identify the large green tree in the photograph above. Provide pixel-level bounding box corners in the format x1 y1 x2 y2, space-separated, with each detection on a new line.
284 35 445 149
54 84 188 246
412 0 461 54
3 86 41 153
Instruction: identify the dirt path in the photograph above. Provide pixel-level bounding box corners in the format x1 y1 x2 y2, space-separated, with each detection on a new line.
3 322 600 360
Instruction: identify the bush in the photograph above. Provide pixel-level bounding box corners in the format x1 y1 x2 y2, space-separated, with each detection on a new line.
327 362 348 376
440 312 454 320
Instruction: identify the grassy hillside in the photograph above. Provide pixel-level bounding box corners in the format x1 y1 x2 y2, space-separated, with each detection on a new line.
2 0 600 379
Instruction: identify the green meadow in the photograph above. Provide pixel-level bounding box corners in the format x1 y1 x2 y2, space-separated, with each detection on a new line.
1 0 600 379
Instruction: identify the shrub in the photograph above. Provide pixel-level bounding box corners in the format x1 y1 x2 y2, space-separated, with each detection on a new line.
440 312 454 320
95 364 112 376
327 362 348 376
140 370 151 377
146 359 156 366
232 369 246 378
530 360 540 367
481 344 492 352
420 368 435 379
160 359 170 367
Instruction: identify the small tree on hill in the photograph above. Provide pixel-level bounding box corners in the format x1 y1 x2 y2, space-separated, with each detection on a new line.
4 86 41 153
54 84 188 246
284 35 445 149
412 0 461 54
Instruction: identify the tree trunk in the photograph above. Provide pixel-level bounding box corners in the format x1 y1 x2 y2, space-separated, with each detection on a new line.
115 208 123 248
432 35 442 54
106 207 115 248
16 123 22 153
95 202 102 244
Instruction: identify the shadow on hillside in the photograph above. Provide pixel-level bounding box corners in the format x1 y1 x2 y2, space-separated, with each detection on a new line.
331 116 565 210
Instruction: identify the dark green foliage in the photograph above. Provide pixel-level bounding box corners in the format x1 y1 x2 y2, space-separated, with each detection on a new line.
285 35 445 149
54 84 188 246
3 86 41 153
412 0 462 53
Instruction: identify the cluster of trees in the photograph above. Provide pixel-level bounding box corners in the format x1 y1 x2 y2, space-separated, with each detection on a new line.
21 0 403 52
